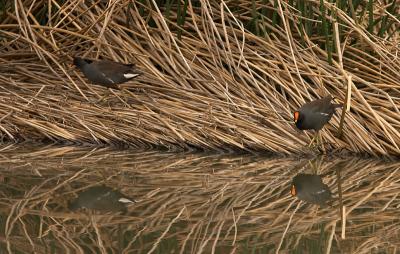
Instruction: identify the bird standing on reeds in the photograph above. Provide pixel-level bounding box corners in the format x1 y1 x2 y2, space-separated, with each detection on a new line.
73 57 141 89
294 95 342 147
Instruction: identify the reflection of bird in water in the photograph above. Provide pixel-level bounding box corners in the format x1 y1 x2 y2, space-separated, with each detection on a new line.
69 185 135 213
73 57 141 89
291 173 332 206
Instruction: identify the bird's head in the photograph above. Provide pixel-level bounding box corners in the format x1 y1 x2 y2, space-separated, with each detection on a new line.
73 57 88 68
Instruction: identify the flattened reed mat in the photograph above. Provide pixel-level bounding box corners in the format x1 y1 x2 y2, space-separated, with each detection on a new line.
0 1 399 155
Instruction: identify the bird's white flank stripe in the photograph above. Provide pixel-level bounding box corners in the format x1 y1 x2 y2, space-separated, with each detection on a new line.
118 197 135 203
123 73 140 79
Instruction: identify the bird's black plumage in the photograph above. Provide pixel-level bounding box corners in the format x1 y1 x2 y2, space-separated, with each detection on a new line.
291 173 332 206
73 57 141 88
69 186 135 213
294 95 342 131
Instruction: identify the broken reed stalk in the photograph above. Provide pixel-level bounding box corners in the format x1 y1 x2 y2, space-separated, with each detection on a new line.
0 1 399 155
337 75 352 138
336 166 345 239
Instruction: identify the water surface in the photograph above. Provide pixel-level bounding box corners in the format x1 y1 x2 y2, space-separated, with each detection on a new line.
0 145 399 253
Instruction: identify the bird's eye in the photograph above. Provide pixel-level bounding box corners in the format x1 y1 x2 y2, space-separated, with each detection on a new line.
290 185 297 196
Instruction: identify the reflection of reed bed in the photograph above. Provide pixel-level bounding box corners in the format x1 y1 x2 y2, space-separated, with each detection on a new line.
1 146 400 253
1 1 400 155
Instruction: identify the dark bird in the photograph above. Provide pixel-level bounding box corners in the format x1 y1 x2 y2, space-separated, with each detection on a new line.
291 173 332 206
73 57 141 89
69 185 135 213
294 95 342 147
294 95 342 131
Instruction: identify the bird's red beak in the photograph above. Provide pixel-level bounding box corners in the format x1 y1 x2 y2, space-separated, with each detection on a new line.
294 111 299 123
290 185 297 196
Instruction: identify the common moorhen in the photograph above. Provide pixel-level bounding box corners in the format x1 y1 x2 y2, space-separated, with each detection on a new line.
291 173 332 206
73 57 141 89
69 185 135 213
294 95 342 147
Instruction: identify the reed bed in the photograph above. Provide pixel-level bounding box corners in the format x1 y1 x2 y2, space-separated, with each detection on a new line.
0 145 400 253
0 1 399 155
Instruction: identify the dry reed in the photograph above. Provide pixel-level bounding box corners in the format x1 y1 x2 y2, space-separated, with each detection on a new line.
1 145 400 253
0 1 399 155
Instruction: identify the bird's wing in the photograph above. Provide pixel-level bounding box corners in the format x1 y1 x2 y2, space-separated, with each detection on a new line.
302 96 333 114
95 61 138 77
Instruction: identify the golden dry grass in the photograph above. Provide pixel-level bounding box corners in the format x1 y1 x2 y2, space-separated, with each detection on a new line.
1 145 400 253
0 1 399 155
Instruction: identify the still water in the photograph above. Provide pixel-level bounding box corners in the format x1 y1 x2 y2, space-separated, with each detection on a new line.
0 145 399 253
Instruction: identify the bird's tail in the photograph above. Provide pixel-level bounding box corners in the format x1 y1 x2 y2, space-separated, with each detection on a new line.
332 97 343 109
333 103 343 109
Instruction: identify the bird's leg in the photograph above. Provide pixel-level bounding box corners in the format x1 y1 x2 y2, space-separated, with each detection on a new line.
308 130 319 147
95 96 107 104
319 132 326 154
95 89 112 104
309 160 318 174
